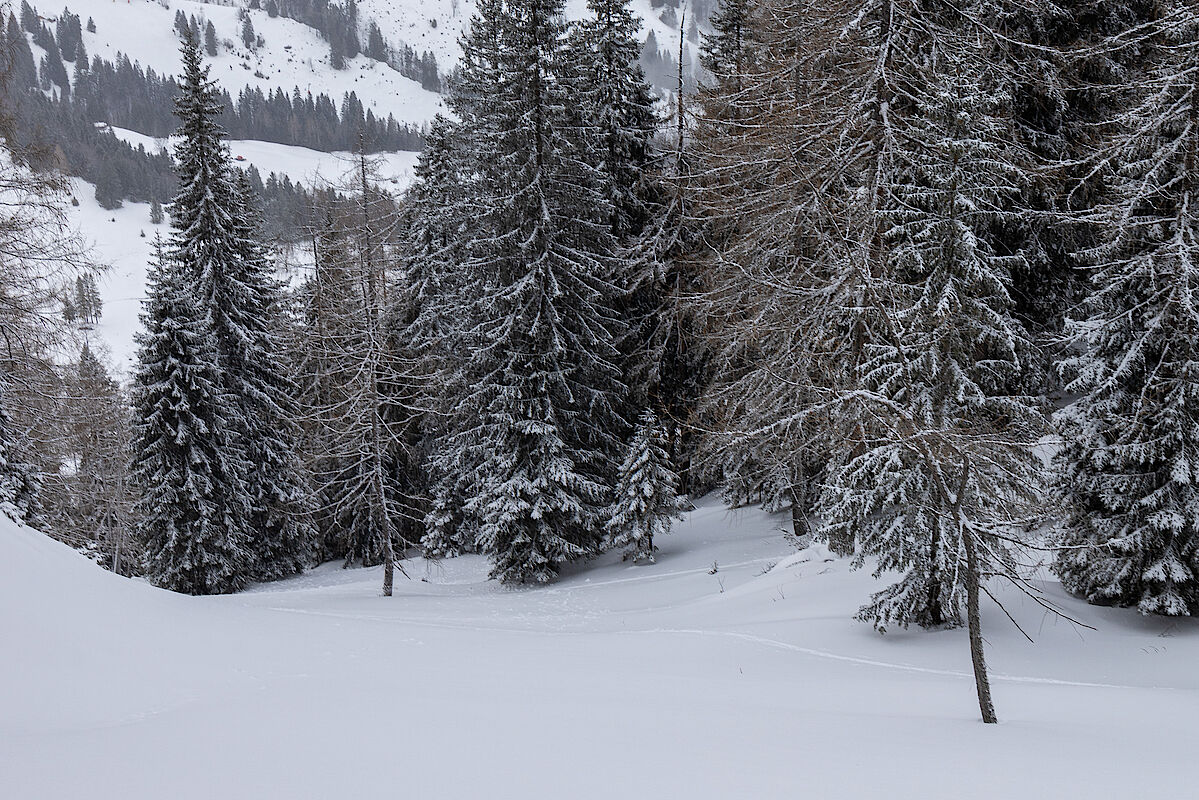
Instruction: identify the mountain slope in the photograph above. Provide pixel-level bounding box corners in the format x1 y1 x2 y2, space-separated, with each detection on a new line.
68 0 443 124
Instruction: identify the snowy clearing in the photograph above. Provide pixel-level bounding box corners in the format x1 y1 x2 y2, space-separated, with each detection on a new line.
3 496 1197 799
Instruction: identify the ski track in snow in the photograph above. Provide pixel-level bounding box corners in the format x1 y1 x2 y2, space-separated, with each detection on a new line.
630 628 1171 691
259 606 1175 692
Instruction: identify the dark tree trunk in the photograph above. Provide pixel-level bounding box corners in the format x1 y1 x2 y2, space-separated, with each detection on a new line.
963 527 997 723
789 466 810 539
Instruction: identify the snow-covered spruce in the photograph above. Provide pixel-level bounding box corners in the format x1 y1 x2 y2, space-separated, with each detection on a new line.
170 34 313 581
606 410 685 561
132 33 313 592
228 170 316 581
426 0 629 584
570 0 656 240
1056 7 1199 616
130 240 252 595
819 54 1046 633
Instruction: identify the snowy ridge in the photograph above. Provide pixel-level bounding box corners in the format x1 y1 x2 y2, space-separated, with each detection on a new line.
4 497 1199 798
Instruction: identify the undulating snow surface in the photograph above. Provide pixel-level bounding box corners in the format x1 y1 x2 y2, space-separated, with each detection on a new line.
3 497 1197 798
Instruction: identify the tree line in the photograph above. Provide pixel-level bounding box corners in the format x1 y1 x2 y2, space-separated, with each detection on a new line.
4 2 427 152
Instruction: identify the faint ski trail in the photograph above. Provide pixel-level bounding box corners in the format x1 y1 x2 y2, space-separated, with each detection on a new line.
262 606 1181 691
631 628 1171 690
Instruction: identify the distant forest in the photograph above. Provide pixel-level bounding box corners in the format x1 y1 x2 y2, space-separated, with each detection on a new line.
1 3 422 235
258 0 442 90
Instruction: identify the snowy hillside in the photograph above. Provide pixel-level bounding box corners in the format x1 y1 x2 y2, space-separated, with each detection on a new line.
4 497 1198 798
42 0 689 371
56 0 691 132
359 0 699 76
108 125 420 187
65 139 419 374
67 0 443 124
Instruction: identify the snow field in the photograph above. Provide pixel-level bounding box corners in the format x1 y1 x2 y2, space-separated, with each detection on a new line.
3 496 1198 799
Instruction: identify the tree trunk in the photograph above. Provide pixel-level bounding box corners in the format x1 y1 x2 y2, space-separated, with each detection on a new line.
382 541 394 597
788 465 810 540
962 528 997 723
927 526 944 626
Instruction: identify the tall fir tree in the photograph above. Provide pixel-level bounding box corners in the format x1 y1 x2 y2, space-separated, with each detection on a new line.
570 0 656 239
430 0 628 583
229 169 316 579
159 32 312 584
698 0 756 94
131 239 252 594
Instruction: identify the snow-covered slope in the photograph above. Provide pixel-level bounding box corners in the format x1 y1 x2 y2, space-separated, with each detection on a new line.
359 0 694 74
108 125 420 187
4 497 1198 799
62 0 689 134
71 0 443 124
66 139 419 374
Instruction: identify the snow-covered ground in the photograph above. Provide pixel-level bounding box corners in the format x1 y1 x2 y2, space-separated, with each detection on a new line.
66 181 156 376
4 496 1197 799
108 126 420 187
361 0 696 75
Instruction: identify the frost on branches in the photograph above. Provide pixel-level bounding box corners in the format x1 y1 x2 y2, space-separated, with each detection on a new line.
131 242 252 595
1056 6 1199 616
820 57 1046 632
607 410 685 561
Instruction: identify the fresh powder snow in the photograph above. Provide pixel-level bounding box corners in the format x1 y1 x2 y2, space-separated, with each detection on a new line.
3 496 1197 798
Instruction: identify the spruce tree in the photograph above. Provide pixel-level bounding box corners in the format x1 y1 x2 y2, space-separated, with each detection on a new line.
699 0 755 92
607 410 685 561
434 0 628 583
821 58 1045 633
131 240 252 594
165 32 313 582
1056 4 1199 615
405 117 484 560
230 170 315 580
571 0 656 238
204 20 218 56
241 16 256 51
